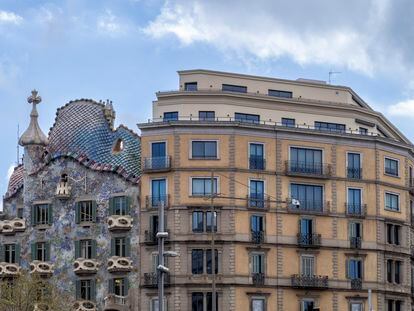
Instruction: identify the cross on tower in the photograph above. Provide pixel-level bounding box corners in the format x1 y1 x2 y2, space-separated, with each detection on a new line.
27 89 42 106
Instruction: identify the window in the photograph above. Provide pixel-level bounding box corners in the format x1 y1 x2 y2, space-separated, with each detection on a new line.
192 141 218 159
31 242 50 261
268 89 292 98
17 208 23 219
386 300 402 311
301 299 314 311
199 111 215 120
151 298 167 311
249 143 264 170
251 215 264 233
299 218 314 245
251 253 264 274
192 211 217 233
191 249 218 275
347 258 362 279
347 153 361 179
289 147 323 175
386 224 400 245
75 239 96 259
151 179 167 207
251 297 265 311
4 244 19 264
110 196 129 216
234 112 260 123
222 84 247 93
32 204 52 226
76 201 96 223
359 127 368 135
349 222 362 244
109 278 128 296
385 193 399 211
111 237 130 257
249 180 264 208
350 303 363 311
206 211 217 232
281 118 295 127
191 178 218 196
76 279 95 301
163 112 178 121
191 292 218 311
385 158 399 176
314 121 346 133
387 260 402 284
185 82 198 91
192 212 204 233
347 188 362 214
290 184 323 212
301 255 314 276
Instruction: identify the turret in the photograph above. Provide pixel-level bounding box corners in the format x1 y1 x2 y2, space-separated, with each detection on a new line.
103 99 116 129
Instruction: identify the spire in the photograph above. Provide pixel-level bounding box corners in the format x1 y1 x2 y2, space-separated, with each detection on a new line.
19 90 48 147
103 99 116 129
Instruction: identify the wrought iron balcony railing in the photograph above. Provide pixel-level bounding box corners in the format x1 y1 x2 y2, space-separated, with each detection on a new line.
251 231 264 244
285 161 332 178
347 167 362 179
252 273 265 286
143 156 171 171
249 156 266 170
145 195 170 209
350 237 362 249
297 233 321 247
291 274 328 288
346 203 366 217
143 272 170 288
247 195 270 209
144 229 170 244
288 199 329 214
104 294 128 309
350 278 362 290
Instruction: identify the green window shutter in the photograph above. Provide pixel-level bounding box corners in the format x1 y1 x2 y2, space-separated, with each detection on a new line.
91 279 96 301
45 242 50 261
74 240 80 259
75 280 81 300
110 238 115 257
126 196 131 215
124 277 129 295
125 237 131 257
75 203 81 224
48 204 53 225
108 279 114 294
109 198 114 216
92 201 97 222
15 244 20 264
91 240 97 259
31 206 36 226
31 243 37 261
346 259 349 279
0 245 4 262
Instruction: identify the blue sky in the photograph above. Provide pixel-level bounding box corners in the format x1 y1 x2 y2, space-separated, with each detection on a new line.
1 0 414 197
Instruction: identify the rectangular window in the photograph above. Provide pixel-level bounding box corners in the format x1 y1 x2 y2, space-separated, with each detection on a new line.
350 303 363 311
163 112 178 121
222 84 247 93
387 259 393 283
249 180 265 208
192 293 204 311
301 300 314 311
33 242 49 261
80 240 93 259
110 278 128 296
185 82 198 91
290 147 323 175
314 121 346 133
268 89 292 98
192 212 204 233
113 196 127 216
385 158 399 176
151 179 166 207
349 222 362 238
251 298 265 311
206 211 217 232
4 244 16 263
235 112 260 123
290 183 323 212
347 153 361 179
249 143 264 170
192 141 218 159
191 249 204 274
251 253 264 274
199 111 215 120
348 259 362 279
114 237 126 257
395 261 401 284
151 298 167 311
79 201 93 222
347 188 362 214
301 255 314 276
206 249 218 274
192 178 218 196
386 224 400 245
281 118 295 127
34 204 50 226
80 280 92 301
385 193 399 211
359 127 368 135
251 215 264 233
17 208 23 219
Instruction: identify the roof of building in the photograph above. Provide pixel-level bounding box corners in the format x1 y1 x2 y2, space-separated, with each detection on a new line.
5 99 141 199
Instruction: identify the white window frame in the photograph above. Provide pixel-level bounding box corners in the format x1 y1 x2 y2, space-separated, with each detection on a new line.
149 140 168 158
189 176 220 197
288 145 325 163
384 191 400 212
384 156 400 177
150 177 168 198
189 139 219 159
251 296 266 311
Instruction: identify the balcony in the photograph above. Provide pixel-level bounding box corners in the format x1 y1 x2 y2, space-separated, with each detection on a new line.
0 262 20 277
249 156 266 170
247 195 270 209
143 156 171 172
251 231 264 244
285 161 332 178
143 272 170 288
104 294 128 311
144 229 170 245
145 195 170 209
29 261 54 276
291 274 328 289
107 257 133 273
252 273 265 286
347 167 362 180
345 203 366 217
73 300 96 311
288 199 329 214
0 218 26 235
350 278 362 290
73 258 99 275
297 233 321 248
350 237 362 249
107 215 133 231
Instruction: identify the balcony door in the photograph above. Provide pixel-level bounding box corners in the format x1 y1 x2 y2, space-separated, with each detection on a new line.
250 143 264 169
290 147 322 174
301 255 314 276
251 215 264 233
291 184 323 211
348 188 362 214
151 142 166 169
151 179 166 207
347 153 361 178
250 180 264 208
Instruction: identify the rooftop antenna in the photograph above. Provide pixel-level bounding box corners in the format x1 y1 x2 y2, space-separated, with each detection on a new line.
16 124 20 165
328 69 341 84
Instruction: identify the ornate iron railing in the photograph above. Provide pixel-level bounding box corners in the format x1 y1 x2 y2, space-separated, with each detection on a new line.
347 167 362 179
297 233 321 247
285 161 332 177
143 272 170 287
350 237 362 249
252 273 265 286
247 195 270 209
145 195 170 209
251 231 264 244
288 199 329 214
346 203 366 217
143 156 171 171
350 278 362 290
249 156 266 170
291 274 328 288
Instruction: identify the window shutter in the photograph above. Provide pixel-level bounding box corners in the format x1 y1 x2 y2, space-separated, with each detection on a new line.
31 243 37 261
75 203 81 224
345 259 349 279
126 196 131 215
92 240 97 259
108 279 114 294
124 277 129 295
92 201 97 222
75 280 81 300
48 204 53 225
31 206 36 226
91 279 96 301
15 244 20 264
109 198 114 216
45 242 51 261
74 240 80 259
0 245 4 262
110 238 115 257
125 237 131 257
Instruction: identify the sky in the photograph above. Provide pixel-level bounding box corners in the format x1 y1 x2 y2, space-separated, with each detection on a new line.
1 0 414 197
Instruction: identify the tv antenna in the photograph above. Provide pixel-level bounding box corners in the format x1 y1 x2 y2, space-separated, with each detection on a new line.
328 70 341 84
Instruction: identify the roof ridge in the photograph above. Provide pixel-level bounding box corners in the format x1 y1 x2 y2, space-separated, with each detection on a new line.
116 124 141 139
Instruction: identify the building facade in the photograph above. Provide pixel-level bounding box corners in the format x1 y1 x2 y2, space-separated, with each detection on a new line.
138 70 414 311
3 94 141 310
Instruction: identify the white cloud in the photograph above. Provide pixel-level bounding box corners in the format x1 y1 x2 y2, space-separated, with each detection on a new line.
97 9 126 36
6 165 15 181
0 10 23 25
143 0 414 77
388 99 414 118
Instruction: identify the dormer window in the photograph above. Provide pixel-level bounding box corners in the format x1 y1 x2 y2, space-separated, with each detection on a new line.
113 139 124 153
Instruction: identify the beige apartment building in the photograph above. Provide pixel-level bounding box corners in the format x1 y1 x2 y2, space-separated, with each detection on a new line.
138 69 413 311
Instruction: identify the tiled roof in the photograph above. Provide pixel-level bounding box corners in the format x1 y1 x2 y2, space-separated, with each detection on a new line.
5 165 24 199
